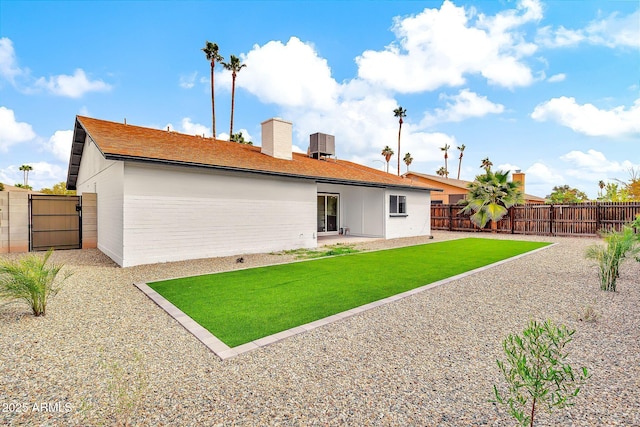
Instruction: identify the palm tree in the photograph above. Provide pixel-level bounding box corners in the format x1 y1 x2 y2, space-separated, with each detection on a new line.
230 131 252 145
481 157 493 172
440 144 450 178
381 146 394 173
222 55 246 138
19 164 33 186
201 41 224 139
456 144 466 180
393 106 407 176
403 152 413 173
460 169 524 232
436 166 448 178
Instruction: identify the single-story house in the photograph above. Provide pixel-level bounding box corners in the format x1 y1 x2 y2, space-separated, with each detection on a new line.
403 171 545 205
66 116 440 267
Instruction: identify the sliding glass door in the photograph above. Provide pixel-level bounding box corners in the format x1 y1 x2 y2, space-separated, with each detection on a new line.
317 194 339 235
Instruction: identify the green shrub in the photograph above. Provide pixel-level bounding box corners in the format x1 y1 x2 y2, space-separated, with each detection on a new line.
493 319 589 427
0 249 71 316
585 225 639 291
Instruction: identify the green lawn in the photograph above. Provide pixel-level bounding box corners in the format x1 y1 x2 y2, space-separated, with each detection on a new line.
148 238 550 347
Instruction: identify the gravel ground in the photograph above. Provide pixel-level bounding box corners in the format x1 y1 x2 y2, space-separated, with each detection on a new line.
1 231 639 426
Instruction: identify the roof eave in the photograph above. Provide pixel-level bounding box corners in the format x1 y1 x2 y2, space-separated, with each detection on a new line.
66 117 87 190
103 153 441 192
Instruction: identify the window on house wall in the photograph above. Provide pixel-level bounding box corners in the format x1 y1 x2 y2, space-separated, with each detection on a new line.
390 195 407 215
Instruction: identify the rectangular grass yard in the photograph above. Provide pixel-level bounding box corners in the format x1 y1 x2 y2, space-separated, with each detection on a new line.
148 238 550 347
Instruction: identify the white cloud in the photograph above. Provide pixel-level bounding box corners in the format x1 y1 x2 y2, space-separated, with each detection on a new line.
526 161 564 186
219 128 255 143
531 97 640 137
0 161 67 190
34 68 112 98
220 37 338 110
46 130 73 162
537 10 640 49
560 149 637 177
166 118 211 137
547 73 566 83
422 89 504 125
0 37 23 83
179 71 198 89
0 106 36 151
355 0 541 92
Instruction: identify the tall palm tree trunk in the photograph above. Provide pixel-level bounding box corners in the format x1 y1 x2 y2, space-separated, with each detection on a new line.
210 62 216 138
397 120 402 176
229 73 236 137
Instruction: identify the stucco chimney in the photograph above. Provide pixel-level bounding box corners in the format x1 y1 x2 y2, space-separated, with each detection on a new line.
261 118 292 160
512 170 525 193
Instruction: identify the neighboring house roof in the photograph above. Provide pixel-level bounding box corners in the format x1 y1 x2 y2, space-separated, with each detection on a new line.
67 116 442 193
0 183 40 193
404 172 471 191
404 171 545 203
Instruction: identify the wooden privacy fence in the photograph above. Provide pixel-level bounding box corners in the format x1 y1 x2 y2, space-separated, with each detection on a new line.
431 202 640 236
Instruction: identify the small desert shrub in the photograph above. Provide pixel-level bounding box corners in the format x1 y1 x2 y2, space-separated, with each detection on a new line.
575 304 598 323
585 225 639 291
493 319 589 427
101 351 149 427
0 249 71 316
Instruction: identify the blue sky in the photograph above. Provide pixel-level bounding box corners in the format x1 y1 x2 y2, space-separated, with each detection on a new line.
1 0 638 198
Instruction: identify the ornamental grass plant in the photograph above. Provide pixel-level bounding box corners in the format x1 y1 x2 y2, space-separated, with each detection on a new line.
0 249 71 316
585 224 639 292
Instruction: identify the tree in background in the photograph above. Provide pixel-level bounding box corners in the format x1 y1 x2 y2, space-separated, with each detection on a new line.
481 157 493 172
436 166 448 178
381 146 394 173
201 41 224 139
546 185 589 204
598 183 629 202
460 169 524 231
620 167 640 201
19 164 33 187
597 168 640 202
222 55 246 138
14 183 33 190
403 152 413 173
598 180 606 198
440 144 450 178
40 182 76 195
0 183 4 191
393 106 407 176
456 144 466 180
230 131 252 145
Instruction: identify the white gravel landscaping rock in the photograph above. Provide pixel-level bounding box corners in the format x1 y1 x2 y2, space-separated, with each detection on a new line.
1 231 639 426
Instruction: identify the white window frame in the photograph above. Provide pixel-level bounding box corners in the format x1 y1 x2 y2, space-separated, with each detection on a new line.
389 194 407 216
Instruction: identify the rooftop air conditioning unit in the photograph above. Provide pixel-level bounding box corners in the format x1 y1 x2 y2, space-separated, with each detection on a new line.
309 133 335 159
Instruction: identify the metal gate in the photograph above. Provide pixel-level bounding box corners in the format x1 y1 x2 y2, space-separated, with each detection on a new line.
29 195 82 251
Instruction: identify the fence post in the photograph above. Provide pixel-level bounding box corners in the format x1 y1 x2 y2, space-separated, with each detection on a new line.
510 207 514 234
448 204 453 231
550 204 555 236
595 201 601 233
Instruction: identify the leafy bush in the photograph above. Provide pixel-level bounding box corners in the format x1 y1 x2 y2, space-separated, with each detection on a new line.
493 319 589 427
0 249 71 316
585 225 639 291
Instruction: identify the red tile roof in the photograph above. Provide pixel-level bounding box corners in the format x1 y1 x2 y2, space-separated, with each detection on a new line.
67 116 440 192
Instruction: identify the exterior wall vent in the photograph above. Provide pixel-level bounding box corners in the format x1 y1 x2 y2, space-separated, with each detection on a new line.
309 133 335 159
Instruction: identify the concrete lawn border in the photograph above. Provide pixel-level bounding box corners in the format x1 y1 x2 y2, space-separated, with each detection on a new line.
134 242 557 360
